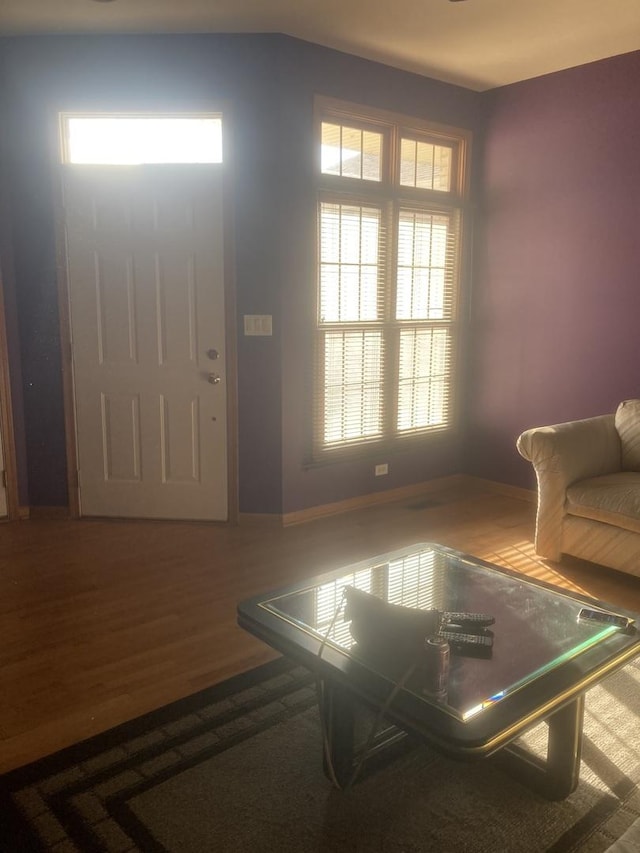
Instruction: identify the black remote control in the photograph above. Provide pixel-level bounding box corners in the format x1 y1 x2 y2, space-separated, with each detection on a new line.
439 629 494 647
577 608 633 630
442 612 495 628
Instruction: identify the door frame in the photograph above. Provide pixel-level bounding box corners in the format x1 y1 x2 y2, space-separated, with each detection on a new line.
0 263 21 520
53 108 239 523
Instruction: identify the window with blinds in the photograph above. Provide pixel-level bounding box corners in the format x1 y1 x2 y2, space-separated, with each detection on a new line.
313 98 470 457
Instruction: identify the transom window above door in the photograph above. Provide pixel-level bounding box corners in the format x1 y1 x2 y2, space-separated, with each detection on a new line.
313 97 471 459
60 114 223 165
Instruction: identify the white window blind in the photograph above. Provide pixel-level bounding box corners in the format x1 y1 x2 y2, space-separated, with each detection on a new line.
314 99 469 457
319 202 382 323
314 568 373 648
318 199 387 447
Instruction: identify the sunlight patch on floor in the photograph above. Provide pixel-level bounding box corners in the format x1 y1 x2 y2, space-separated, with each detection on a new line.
480 540 592 596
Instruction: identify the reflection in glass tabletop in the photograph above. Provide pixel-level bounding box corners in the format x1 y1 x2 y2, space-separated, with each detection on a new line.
260 543 633 721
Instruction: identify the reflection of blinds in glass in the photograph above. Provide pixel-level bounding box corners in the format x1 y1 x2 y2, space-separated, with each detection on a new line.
387 551 444 611
314 569 372 648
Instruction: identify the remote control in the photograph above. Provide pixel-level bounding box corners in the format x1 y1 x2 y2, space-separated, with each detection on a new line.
577 608 633 630
441 612 495 628
439 629 494 647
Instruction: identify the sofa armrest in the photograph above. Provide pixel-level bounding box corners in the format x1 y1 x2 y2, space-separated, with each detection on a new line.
517 414 621 560
517 414 621 485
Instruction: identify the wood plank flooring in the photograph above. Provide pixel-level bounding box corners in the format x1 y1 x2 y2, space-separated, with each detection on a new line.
2 479 640 774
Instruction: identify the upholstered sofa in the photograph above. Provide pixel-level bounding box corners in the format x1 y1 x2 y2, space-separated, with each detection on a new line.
517 400 640 577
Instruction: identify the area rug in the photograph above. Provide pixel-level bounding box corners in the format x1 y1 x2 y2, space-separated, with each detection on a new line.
3 657 640 852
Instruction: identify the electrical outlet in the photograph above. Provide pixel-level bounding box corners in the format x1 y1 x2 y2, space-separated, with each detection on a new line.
375 463 389 476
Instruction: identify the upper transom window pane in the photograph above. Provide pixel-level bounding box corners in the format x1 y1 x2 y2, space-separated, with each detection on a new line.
321 122 382 181
400 138 452 191
63 116 223 165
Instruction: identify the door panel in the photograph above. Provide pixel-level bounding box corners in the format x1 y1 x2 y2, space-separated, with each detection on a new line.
64 166 228 520
159 392 201 483
101 393 141 482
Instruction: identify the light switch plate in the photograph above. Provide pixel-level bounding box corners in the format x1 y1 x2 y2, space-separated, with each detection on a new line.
244 315 273 336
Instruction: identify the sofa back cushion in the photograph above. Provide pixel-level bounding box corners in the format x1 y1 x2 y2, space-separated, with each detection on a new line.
615 399 640 471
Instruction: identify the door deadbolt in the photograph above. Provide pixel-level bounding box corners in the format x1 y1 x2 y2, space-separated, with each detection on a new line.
207 348 219 360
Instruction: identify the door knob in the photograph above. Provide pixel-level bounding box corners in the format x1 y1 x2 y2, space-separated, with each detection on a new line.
208 373 221 385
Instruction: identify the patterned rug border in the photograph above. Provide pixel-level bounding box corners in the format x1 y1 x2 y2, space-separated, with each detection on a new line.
0 657 303 853
3 658 640 852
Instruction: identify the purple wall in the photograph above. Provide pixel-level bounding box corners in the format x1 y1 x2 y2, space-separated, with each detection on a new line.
468 50 640 489
0 64 28 506
5 34 638 511
274 38 483 513
1 35 286 510
0 34 483 513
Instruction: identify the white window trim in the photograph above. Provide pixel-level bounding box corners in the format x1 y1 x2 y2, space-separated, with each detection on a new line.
312 97 471 460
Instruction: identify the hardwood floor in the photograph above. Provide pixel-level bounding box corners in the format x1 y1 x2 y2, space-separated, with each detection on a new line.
2 479 640 774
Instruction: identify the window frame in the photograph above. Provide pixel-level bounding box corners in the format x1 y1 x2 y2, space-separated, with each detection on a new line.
312 96 472 462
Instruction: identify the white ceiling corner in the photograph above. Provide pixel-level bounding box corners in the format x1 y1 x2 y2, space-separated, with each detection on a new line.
0 0 639 91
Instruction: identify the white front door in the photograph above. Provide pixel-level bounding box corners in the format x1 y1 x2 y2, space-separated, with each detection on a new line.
63 165 228 520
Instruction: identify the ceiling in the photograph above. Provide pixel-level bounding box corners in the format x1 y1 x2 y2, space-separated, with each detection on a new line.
1 0 639 91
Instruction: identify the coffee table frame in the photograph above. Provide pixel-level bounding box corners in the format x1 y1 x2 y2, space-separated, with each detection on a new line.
237 545 640 800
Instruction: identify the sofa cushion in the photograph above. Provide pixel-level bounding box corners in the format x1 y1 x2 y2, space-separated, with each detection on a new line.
566 472 640 535
615 399 640 471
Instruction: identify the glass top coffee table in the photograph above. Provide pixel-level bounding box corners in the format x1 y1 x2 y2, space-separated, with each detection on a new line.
237 543 640 799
